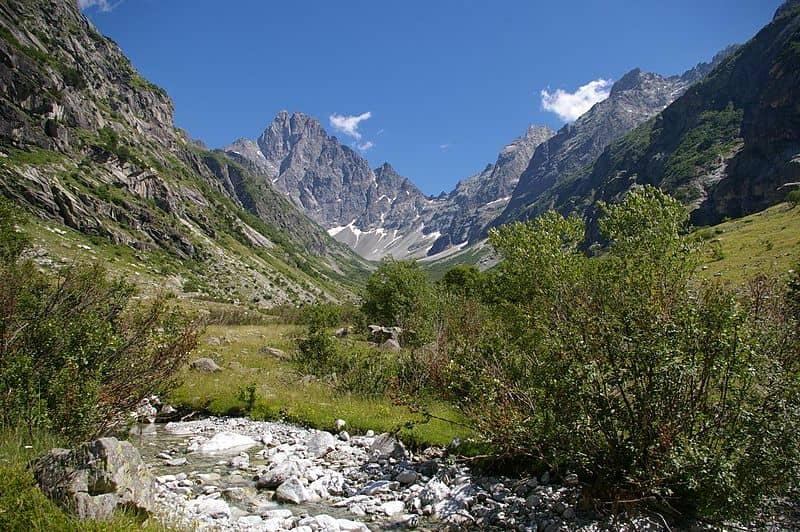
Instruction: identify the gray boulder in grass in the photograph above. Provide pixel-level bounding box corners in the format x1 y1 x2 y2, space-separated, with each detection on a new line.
34 437 154 520
190 357 222 372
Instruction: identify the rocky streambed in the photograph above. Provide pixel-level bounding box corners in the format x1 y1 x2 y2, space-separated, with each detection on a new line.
127 417 669 532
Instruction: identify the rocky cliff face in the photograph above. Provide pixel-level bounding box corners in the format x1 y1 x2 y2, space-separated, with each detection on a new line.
0 0 367 305
551 3 800 232
494 48 736 228
424 125 554 254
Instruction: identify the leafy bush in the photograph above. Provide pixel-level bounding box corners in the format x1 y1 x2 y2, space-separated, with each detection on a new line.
298 303 343 329
787 188 800 207
361 259 436 346
295 328 400 397
440 264 485 298
445 186 800 519
0 198 201 440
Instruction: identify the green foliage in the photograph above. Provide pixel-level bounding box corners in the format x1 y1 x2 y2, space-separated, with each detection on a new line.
96 126 136 164
787 188 800 207
0 199 201 441
0 198 30 263
236 382 260 413
663 104 743 184
441 265 484 298
298 303 343 330
361 259 436 346
445 186 800 519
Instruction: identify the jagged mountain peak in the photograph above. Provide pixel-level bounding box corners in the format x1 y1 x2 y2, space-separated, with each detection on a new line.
375 162 399 176
494 49 736 229
609 68 646 94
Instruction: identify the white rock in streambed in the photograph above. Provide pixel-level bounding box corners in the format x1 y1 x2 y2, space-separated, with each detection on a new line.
197 431 257 453
306 430 337 457
275 476 321 504
187 497 231 519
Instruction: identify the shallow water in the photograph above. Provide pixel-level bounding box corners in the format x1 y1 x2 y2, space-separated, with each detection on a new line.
127 420 424 530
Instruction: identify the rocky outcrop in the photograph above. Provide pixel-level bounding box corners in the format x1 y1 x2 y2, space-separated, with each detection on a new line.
34 437 154 520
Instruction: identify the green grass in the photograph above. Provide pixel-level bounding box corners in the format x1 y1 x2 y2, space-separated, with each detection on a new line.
169 324 470 448
0 426 168 532
696 202 800 283
0 147 65 166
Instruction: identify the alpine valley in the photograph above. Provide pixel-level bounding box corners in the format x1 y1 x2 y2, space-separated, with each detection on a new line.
2 2 800 532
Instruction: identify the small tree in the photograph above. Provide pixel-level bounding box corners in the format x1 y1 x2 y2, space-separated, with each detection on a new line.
441 264 484 298
361 259 435 346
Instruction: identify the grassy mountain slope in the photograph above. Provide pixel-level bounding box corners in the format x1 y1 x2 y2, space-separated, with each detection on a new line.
0 0 369 306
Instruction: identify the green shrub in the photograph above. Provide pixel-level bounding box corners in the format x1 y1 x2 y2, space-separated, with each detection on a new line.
361 259 436 347
445 186 800 519
0 198 201 441
787 188 800 207
298 303 342 329
440 264 485 298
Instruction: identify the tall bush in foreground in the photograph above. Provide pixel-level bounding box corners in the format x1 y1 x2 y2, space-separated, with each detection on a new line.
0 198 201 440
446 186 800 519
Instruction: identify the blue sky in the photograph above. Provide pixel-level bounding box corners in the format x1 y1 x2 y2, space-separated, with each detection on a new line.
81 0 780 195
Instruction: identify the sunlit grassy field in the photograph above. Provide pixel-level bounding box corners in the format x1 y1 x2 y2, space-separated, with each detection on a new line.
696 202 800 284
168 324 470 449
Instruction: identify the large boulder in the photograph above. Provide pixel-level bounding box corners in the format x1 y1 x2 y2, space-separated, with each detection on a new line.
369 433 408 462
275 476 321 504
256 460 304 489
381 338 401 351
197 431 258 453
306 431 337 458
190 357 222 372
34 437 154 520
368 325 402 344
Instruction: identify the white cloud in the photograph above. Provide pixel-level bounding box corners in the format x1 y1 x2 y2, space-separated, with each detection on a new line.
540 78 612 122
329 112 371 140
439 143 452 151
77 0 123 12
356 141 374 152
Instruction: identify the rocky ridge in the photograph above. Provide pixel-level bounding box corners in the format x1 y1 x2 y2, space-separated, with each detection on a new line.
549 4 800 231
226 116 554 260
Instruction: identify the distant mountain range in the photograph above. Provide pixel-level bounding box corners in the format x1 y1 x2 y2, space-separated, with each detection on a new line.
223 39 758 261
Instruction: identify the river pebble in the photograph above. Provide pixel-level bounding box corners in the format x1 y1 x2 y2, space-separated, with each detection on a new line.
132 416 795 531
